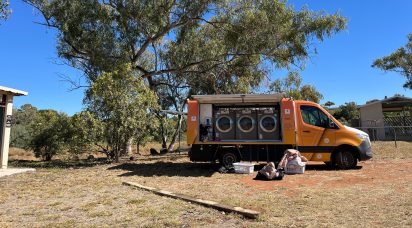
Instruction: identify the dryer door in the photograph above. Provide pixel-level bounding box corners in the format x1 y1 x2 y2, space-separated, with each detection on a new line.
238 115 255 133
216 115 233 133
259 115 277 133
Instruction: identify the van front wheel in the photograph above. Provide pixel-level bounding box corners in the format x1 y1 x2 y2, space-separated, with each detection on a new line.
334 149 357 169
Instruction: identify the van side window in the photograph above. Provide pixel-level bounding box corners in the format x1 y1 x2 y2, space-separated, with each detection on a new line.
300 105 329 128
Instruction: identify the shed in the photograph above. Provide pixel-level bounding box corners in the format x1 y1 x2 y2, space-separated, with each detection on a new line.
0 86 28 169
358 95 412 141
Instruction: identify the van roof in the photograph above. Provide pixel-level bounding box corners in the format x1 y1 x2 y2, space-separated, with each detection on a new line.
191 94 284 103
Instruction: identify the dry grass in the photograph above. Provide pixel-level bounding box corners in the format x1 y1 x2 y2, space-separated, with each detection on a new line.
370 140 411 160
1 141 411 227
9 147 37 161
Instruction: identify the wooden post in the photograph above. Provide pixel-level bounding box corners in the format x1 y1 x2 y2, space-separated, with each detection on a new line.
123 181 260 219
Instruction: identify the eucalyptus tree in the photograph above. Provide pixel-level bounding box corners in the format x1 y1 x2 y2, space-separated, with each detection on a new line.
0 0 10 22
373 33 412 89
332 102 359 126
25 0 346 151
65 111 104 157
26 110 69 161
270 71 324 103
84 64 158 162
324 101 335 108
10 104 38 148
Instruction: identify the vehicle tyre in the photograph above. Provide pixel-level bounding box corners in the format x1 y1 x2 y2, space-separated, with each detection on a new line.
334 149 357 169
219 150 240 168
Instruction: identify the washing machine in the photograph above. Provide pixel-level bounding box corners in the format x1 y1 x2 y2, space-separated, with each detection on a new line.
214 108 236 141
236 108 258 140
257 108 280 140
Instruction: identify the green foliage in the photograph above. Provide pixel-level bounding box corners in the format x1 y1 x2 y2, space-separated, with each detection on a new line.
10 124 29 148
85 64 159 161
25 0 346 92
332 102 359 126
13 104 38 125
372 33 412 89
0 0 10 22
270 71 324 103
324 101 335 107
65 111 103 156
10 104 38 148
26 110 69 161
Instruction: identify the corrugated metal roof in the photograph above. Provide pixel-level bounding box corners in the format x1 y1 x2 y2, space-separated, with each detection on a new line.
191 94 284 103
359 95 412 109
0 86 28 96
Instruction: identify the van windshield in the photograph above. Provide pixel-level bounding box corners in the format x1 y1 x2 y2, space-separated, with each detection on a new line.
300 105 330 128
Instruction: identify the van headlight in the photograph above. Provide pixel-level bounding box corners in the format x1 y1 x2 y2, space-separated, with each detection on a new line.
356 133 369 140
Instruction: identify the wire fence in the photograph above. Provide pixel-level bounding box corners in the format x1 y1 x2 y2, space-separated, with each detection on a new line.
355 126 412 148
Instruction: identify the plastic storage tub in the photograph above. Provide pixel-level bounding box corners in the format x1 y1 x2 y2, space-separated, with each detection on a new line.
233 162 255 174
285 162 306 174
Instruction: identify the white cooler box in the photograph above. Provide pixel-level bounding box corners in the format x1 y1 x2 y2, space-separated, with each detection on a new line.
285 159 306 174
233 163 255 174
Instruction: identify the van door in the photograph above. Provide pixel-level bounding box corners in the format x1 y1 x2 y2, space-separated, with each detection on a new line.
297 105 337 160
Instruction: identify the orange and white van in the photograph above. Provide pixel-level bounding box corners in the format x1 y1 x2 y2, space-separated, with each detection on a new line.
186 94 372 169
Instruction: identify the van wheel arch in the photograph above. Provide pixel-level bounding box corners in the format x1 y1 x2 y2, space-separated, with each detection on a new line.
331 145 360 169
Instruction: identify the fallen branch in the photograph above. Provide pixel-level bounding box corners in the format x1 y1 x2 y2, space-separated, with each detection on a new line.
122 181 260 219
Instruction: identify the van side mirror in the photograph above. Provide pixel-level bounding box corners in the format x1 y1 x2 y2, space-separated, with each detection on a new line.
329 121 336 129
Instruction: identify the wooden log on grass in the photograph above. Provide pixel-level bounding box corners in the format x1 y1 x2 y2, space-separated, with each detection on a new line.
122 181 260 219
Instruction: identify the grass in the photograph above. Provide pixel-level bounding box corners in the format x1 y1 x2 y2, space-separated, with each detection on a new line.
1 141 411 227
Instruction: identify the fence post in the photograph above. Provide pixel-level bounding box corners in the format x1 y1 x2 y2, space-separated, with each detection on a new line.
393 127 397 148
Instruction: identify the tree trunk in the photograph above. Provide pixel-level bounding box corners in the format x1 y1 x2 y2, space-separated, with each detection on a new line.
126 138 132 155
167 114 183 152
159 116 168 149
45 154 52 161
161 135 167 149
114 143 120 163
136 141 140 155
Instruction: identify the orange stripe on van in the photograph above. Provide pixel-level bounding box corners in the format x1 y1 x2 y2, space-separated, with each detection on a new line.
281 98 296 145
187 99 199 145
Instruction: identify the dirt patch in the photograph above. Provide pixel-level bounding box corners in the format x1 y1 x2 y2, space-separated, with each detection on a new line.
239 160 412 196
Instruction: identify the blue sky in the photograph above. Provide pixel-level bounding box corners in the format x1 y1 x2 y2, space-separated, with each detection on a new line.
1 0 412 115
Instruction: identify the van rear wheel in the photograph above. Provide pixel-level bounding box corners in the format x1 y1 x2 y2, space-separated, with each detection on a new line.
219 151 240 168
334 149 357 169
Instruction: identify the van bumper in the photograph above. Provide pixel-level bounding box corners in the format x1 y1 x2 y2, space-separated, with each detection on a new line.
358 140 373 161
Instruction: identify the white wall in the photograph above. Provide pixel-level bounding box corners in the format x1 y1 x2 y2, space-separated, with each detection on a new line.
360 102 385 139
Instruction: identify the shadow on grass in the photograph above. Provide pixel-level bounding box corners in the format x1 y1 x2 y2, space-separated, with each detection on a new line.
9 158 110 169
137 153 188 162
109 162 218 177
305 164 363 171
253 163 363 172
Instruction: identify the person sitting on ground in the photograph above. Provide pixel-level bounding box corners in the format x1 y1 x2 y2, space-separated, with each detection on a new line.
278 149 308 169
